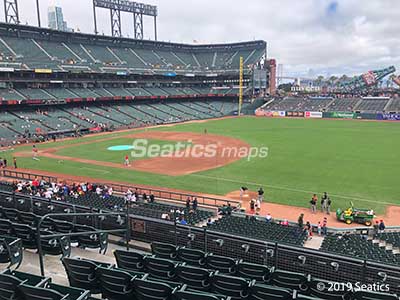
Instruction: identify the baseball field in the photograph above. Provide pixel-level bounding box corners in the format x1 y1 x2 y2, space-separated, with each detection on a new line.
2 116 399 214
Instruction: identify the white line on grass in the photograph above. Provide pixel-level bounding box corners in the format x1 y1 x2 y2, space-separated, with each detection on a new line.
79 167 111 174
191 174 395 206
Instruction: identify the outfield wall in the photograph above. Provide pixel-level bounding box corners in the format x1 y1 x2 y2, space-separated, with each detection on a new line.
255 109 400 121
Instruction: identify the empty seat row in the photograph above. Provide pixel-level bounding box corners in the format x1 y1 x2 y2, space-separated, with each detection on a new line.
63 256 399 300
0 235 23 269
0 207 108 255
0 269 89 300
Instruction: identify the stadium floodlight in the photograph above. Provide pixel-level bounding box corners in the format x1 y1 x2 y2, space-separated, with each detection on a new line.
93 0 158 40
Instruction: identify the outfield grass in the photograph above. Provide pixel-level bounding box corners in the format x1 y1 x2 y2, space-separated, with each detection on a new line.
2 117 399 213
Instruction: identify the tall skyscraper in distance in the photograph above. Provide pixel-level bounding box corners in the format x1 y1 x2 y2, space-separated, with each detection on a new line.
48 5 72 32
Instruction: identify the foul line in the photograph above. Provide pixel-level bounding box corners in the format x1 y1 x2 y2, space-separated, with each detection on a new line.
191 174 395 206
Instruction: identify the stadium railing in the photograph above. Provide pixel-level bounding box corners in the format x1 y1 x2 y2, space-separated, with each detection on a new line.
1 189 399 294
2 170 57 183
2 170 239 208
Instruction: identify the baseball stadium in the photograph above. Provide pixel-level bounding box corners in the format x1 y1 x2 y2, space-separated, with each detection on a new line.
0 0 399 299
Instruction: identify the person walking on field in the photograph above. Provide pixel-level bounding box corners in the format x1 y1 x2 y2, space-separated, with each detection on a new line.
326 197 332 214
321 192 328 212
258 187 264 202
310 195 317 213
124 154 130 167
32 145 40 161
298 213 304 228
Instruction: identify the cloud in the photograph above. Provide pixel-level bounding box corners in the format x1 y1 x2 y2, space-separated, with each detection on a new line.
6 0 400 77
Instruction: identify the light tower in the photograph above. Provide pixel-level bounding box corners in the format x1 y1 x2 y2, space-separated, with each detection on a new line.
4 0 19 24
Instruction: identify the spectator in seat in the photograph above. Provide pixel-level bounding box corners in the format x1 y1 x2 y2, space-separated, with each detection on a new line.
265 213 272 223
378 220 386 232
186 197 191 209
192 197 198 211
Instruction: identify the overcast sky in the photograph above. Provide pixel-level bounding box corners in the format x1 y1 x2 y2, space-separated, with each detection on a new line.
4 0 400 77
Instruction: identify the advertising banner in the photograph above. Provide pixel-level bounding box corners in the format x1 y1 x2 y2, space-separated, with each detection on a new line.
286 111 305 117
305 111 323 118
324 112 355 119
255 109 285 117
377 113 400 121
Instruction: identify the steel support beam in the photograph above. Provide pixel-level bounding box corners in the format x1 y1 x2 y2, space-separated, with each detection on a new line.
111 8 122 37
154 15 157 41
93 0 98 34
4 0 19 24
36 0 40 27
133 12 143 40
93 0 157 40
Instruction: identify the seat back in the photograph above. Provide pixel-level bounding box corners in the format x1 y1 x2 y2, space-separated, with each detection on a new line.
13 223 37 249
236 262 271 283
1 208 19 222
96 266 135 300
173 290 226 300
0 273 25 300
74 225 108 254
40 231 71 258
210 273 250 299
62 257 100 293
52 219 74 234
133 278 174 300
249 283 292 300
18 212 38 226
175 265 211 291
114 249 145 272
0 236 23 268
151 242 178 259
144 256 177 280
0 219 13 236
353 291 399 300
206 254 237 274
177 248 206 266
17 284 65 300
269 270 308 290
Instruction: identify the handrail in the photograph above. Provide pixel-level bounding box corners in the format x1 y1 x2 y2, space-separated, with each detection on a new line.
36 211 130 277
2 170 239 208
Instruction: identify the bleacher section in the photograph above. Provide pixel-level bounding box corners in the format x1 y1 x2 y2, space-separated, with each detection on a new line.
0 23 265 74
0 98 244 142
207 215 307 246
355 98 389 112
320 234 400 265
264 96 399 113
386 98 400 112
326 98 360 112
